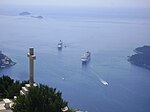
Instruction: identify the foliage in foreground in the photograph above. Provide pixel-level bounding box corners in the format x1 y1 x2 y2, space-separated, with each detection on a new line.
0 75 27 99
0 75 75 112
13 84 68 112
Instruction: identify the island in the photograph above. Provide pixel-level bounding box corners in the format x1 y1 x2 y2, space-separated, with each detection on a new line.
19 11 31 16
31 15 43 19
128 45 150 70
0 51 16 69
19 12 43 19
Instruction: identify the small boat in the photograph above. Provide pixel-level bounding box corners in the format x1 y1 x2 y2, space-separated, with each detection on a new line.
101 80 108 86
58 40 63 49
81 51 91 62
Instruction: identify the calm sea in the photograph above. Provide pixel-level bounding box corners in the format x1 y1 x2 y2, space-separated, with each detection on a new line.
0 6 150 112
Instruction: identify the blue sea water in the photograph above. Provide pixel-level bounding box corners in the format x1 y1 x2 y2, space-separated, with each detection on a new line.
0 6 150 112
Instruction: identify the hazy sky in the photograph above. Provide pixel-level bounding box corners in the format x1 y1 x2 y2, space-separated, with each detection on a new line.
1 0 150 8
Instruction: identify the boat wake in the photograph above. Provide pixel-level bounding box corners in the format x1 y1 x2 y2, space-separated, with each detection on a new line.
89 65 109 86
95 73 108 86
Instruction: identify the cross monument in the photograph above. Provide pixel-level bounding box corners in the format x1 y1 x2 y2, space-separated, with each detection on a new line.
27 48 36 86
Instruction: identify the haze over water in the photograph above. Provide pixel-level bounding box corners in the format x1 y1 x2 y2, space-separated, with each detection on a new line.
0 6 150 112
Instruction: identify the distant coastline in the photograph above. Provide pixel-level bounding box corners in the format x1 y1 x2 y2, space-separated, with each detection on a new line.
19 11 43 19
128 45 150 70
0 51 16 69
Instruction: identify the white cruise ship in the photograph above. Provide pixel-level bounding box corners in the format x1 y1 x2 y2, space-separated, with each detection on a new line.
81 51 91 62
57 40 63 48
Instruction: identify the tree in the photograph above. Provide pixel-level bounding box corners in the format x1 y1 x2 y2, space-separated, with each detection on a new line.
0 75 14 98
13 84 68 112
0 76 75 112
7 81 21 98
0 75 29 99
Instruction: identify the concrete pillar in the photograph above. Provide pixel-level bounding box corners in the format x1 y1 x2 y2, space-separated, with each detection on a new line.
27 48 36 86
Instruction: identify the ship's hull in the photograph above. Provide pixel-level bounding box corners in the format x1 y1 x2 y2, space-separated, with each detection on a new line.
81 52 91 63
57 44 62 48
81 57 90 62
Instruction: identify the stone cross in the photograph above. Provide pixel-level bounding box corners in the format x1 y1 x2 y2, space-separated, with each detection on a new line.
27 48 36 86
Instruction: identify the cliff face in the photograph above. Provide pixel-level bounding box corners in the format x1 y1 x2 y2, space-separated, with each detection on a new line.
128 46 150 70
0 51 16 69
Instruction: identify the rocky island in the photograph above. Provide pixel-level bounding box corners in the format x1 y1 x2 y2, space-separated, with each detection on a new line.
31 15 43 19
19 11 31 16
19 11 43 19
128 45 150 70
0 51 16 69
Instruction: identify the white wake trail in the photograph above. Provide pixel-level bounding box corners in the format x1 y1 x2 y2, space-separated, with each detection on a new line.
89 65 108 86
